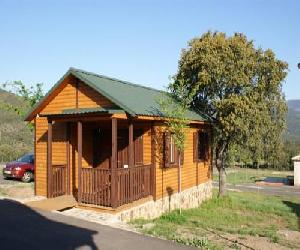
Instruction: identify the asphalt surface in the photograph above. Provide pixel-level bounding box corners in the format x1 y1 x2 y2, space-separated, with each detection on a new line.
0 198 194 250
213 181 300 197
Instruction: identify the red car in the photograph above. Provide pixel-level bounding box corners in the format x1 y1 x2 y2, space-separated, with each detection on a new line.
2 153 34 183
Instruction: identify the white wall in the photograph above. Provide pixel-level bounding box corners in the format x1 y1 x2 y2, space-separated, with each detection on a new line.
294 161 300 186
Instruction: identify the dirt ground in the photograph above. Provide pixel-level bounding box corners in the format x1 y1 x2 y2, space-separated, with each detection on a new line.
176 226 300 250
0 165 35 200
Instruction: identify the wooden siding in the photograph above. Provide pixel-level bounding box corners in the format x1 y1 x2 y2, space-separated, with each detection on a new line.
40 75 115 115
35 117 68 196
41 75 77 114
78 80 114 108
154 125 212 200
143 126 152 165
35 117 48 196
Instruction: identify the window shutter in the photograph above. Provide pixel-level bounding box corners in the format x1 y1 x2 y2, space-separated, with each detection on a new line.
193 132 198 162
204 132 209 161
164 132 170 167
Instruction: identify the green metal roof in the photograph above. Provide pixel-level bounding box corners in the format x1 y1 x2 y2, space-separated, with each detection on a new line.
25 67 209 122
40 107 125 117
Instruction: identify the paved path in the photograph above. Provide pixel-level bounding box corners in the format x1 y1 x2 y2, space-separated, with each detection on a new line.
0 198 194 250
213 181 300 197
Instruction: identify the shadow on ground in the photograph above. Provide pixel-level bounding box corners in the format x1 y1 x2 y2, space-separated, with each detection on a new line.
0 199 97 250
283 200 300 230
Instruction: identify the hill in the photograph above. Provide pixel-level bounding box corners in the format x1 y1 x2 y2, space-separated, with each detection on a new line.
286 100 300 142
0 89 33 162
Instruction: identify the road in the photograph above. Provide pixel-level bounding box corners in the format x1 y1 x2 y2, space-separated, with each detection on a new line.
213 181 300 197
0 198 194 250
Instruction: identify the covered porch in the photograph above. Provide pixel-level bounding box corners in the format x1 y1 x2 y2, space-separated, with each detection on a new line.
45 112 155 209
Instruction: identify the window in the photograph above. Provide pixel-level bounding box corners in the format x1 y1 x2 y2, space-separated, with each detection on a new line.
17 154 34 164
164 132 184 167
194 130 209 162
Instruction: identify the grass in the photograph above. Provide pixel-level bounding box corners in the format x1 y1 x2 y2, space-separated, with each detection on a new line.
213 167 293 185
132 191 300 249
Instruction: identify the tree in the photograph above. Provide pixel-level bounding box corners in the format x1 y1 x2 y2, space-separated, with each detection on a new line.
158 79 191 213
1 81 44 117
171 31 288 196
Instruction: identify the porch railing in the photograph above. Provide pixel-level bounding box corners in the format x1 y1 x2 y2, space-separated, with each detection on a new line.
51 164 67 197
80 164 152 207
81 168 112 206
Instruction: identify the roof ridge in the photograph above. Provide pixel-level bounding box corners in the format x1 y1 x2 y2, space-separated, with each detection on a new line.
70 67 165 94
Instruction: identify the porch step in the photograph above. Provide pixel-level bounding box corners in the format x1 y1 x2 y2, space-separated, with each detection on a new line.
26 195 77 211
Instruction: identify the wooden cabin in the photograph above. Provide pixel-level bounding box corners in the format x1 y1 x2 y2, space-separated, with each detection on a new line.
25 68 212 214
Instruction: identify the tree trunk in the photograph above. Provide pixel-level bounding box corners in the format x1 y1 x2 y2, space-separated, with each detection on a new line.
216 145 227 197
218 165 226 197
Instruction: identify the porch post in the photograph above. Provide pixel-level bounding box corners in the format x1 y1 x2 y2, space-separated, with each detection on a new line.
111 118 118 208
128 120 134 202
77 121 82 203
66 122 71 195
151 122 156 200
47 119 52 198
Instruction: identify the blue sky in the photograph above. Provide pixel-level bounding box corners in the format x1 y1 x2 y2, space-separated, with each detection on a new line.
0 0 299 99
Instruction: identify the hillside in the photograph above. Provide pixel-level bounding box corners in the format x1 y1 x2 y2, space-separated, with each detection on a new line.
0 89 299 162
0 89 33 162
286 100 300 142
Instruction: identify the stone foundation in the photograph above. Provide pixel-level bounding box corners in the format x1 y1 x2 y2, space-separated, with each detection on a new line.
116 181 212 222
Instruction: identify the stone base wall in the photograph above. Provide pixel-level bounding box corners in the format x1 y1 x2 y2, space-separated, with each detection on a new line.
116 180 212 222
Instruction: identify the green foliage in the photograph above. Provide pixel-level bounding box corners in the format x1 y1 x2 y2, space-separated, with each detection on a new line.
158 80 191 153
0 89 35 162
171 31 288 181
2 81 43 117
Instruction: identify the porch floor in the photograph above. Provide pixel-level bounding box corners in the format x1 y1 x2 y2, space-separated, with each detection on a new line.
26 195 77 211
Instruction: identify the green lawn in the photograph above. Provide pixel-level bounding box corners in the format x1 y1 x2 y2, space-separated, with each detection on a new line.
132 191 300 249
213 167 293 185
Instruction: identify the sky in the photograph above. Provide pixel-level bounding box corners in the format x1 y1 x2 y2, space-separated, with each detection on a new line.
0 0 299 99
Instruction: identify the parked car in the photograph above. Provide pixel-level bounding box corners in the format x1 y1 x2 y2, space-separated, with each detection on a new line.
2 153 34 183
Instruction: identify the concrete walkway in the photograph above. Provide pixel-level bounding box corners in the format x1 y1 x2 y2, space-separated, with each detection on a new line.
0 198 194 250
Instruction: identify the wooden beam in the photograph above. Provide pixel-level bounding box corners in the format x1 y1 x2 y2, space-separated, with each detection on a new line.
77 121 82 203
66 122 71 194
111 118 118 208
128 120 133 201
47 119 53 198
34 117 37 196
